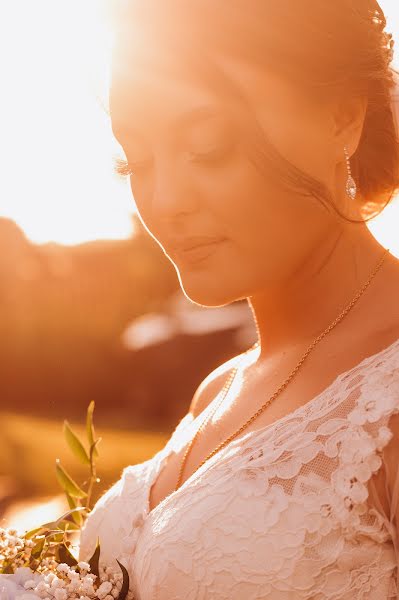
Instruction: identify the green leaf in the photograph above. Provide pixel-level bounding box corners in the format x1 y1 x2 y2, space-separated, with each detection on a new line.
1 562 14 574
57 543 78 567
25 507 84 537
88 537 101 577
38 528 63 538
89 437 102 464
43 530 65 543
31 536 46 560
56 520 81 532
65 491 77 510
1 550 26 572
54 506 86 530
116 559 130 600
54 507 87 525
55 460 88 498
86 401 99 459
63 421 90 465
24 526 49 540
65 492 83 526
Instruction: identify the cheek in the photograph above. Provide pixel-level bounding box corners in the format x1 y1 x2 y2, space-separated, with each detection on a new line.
256 98 335 188
218 155 332 261
206 159 293 250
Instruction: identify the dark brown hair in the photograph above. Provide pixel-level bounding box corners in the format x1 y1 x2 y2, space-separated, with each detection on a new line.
109 0 399 224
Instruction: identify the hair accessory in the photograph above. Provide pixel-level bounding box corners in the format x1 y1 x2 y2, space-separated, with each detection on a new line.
344 145 357 200
385 31 395 65
365 2 395 67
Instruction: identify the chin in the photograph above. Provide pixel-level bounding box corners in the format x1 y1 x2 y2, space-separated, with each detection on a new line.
175 270 246 308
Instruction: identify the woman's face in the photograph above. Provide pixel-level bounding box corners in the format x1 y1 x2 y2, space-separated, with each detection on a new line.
110 51 345 307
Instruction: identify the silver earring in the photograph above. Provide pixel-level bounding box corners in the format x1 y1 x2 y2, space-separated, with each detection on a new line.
344 145 357 200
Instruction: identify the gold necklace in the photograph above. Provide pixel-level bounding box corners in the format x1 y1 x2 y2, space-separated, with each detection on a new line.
175 247 390 491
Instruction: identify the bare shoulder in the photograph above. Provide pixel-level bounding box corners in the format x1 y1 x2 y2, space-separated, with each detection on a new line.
189 351 250 419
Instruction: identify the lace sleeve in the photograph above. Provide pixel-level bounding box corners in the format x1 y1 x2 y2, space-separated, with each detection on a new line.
378 411 399 597
350 368 399 598
383 411 399 526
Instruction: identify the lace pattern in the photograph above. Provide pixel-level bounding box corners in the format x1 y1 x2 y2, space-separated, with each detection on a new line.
79 337 399 599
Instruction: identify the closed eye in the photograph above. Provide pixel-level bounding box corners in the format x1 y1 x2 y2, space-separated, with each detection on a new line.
188 145 233 164
113 144 234 179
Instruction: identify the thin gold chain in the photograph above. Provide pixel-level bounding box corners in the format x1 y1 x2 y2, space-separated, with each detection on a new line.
174 341 258 492
175 247 390 491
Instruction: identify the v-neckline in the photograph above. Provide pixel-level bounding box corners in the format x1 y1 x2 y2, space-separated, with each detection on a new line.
143 335 399 520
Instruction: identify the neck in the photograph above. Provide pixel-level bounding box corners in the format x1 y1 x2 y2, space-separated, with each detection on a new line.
247 224 391 360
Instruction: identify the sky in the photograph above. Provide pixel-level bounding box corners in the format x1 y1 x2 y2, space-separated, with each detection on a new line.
0 0 398 247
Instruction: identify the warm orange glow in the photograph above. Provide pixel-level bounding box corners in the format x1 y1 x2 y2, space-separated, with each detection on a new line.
0 0 397 246
368 197 399 258
2 494 68 536
0 0 134 246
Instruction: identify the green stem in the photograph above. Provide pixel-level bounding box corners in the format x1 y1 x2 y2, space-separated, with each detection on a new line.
85 459 96 510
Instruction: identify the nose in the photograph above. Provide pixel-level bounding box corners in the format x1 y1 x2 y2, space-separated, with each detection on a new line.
150 158 200 221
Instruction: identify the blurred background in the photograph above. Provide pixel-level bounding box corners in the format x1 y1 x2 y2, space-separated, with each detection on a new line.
0 0 398 532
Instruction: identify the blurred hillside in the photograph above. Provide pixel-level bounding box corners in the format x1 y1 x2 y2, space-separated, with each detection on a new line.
0 216 255 433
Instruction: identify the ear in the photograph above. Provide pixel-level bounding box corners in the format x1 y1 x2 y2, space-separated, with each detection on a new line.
331 93 368 158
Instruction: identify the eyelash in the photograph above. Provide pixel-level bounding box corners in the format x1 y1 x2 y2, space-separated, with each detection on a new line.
113 146 232 179
113 157 148 178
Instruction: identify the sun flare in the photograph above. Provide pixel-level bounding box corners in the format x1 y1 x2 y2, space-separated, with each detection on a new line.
0 0 398 247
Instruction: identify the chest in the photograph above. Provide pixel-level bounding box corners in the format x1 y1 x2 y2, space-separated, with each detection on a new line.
148 379 310 514
148 353 352 514
136 427 396 600
149 333 396 516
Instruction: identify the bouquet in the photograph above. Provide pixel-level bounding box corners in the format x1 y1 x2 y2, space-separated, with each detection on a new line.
0 402 133 600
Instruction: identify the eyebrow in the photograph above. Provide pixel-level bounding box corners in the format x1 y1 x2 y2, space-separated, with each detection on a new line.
112 105 222 141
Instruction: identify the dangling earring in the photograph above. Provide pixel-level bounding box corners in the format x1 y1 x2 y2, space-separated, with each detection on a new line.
344 145 357 200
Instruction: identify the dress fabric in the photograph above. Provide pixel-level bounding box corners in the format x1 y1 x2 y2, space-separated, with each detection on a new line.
79 337 399 600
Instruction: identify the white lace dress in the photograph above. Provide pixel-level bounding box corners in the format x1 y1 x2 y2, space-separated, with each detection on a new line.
79 337 399 599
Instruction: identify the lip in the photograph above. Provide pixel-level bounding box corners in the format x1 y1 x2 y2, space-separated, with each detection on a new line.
176 239 226 263
172 236 226 252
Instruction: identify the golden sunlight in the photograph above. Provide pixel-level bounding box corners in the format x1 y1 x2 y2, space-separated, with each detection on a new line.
2 494 68 534
0 0 397 246
0 0 134 246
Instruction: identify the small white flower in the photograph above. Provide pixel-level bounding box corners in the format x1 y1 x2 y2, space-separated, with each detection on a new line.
80 577 95 596
78 562 91 572
96 581 113 599
50 577 65 590
66 579 80 594
56 564 70 575
43 573 56 585
34 581 49 593
54 589 68 600
68 570 80 581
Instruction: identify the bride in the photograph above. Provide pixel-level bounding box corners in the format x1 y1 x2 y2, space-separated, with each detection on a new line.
79 1 399 598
